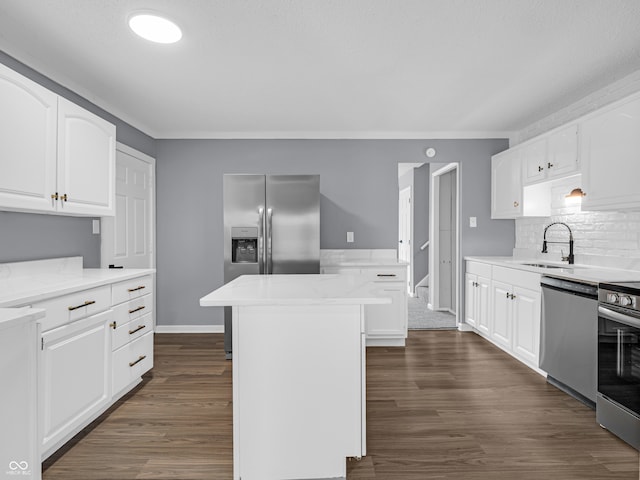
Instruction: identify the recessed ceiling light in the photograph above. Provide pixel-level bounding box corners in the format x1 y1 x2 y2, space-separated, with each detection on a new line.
128 13 182 44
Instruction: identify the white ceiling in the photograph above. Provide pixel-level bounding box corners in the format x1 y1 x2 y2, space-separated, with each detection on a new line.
1 0 640 139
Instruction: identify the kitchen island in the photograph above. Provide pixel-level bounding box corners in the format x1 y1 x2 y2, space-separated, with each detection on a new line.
200 274 390 480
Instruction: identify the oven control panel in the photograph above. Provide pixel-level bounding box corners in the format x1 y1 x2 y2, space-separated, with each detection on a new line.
599 289 638 310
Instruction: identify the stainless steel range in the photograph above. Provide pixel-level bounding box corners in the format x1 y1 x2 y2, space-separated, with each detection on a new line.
597 281 640 450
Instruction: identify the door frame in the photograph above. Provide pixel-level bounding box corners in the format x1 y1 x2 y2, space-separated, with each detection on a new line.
398 185 412 295
100 142 156 270
429 162 460 324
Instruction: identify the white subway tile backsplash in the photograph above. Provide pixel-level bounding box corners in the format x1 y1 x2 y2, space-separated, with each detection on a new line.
516 176 640 262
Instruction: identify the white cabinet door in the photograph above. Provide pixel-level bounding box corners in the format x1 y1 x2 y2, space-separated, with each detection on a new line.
490 280 512 349
364 283 406 338
476 275 490 336
546 124 579 180
491 149 522 219
521 138 547 185
464 273 478 328
40 309 112 457
0 63 58 213
57 97 116 216
512 285 541 366
581 96 640 211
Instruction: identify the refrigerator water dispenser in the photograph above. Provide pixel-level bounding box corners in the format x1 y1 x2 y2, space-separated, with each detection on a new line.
231 227 258 263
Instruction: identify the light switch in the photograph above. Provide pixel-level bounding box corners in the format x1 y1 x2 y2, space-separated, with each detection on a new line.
92 219 100 234
469 217 477 228
347 231 354 243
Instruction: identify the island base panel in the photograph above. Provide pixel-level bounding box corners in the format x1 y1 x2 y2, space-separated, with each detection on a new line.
233 304 365 480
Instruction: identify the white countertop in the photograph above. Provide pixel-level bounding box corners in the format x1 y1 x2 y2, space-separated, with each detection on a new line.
0 257 154 307
466 256 640 285
320 248 408 267
200 274 392 307
0 307 45 330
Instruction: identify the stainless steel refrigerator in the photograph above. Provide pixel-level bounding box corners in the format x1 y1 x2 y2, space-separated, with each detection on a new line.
223 174 320 358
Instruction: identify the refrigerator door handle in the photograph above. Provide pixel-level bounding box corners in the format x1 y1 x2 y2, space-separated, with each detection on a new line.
267 207 273 274
258 207 265 274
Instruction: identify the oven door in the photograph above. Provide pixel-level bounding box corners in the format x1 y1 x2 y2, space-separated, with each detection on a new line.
598 305 640 415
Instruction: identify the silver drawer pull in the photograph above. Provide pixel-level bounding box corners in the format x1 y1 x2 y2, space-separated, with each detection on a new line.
129 325 146 335
128 305 146 314
377 274 396 277
127 285 146 292
68 300 96 311
129 355 146 367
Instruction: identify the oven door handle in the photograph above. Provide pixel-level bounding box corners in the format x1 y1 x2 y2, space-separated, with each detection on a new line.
598 305 640 329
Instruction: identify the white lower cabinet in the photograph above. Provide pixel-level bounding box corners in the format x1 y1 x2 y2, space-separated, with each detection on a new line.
30 272 154 461
364 282 407 340
466 261 542 372
112 331 154 396
40 309 112 458
490 280 513 350
321 264 408 346
465 263 490 336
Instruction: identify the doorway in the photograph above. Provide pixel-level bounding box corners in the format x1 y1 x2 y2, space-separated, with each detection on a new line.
399 162 459 330
100 143 156 270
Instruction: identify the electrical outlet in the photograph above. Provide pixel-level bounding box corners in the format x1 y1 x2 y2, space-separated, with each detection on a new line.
347 231 354 243
92 219 100 234
469 217 477 228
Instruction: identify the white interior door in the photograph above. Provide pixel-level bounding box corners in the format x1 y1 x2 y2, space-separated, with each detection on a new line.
398 186 411 294
101 143 155 269
430 163 459 319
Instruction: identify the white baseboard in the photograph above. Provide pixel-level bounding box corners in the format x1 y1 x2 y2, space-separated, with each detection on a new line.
416 274 429 288
155 325 224 334
458 323 473 332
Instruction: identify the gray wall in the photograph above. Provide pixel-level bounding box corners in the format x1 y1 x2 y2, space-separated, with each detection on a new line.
0 211 100 266
0 50 156 268
413 163 430 289
155 138 513 327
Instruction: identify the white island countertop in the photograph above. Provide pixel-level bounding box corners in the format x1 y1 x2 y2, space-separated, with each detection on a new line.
200 274 392 307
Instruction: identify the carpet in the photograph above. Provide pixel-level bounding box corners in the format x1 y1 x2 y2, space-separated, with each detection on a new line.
408 286 457 330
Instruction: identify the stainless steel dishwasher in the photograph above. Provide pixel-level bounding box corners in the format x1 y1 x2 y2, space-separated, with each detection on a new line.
540 276 599 407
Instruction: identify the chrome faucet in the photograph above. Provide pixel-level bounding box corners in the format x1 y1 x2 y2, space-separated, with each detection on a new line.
542 222 574 264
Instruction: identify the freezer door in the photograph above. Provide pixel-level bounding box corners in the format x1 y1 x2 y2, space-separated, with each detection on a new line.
266 175 320 274
223 174 265 282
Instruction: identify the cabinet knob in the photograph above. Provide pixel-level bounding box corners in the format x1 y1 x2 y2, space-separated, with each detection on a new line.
547 162 554 169
538 166 544 172
61 193 68 202
513 201 519 207
51 192 59 200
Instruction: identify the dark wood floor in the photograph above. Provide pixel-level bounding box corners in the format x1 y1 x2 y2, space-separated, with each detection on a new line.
43 331 639 479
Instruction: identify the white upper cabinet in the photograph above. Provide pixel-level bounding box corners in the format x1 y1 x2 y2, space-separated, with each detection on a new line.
0 63 115 216
521 138 548 184
581 95 640 211
522 125 579 186
57 98 115 216
0 63 58 212
546 124 579 179
491 149 522 219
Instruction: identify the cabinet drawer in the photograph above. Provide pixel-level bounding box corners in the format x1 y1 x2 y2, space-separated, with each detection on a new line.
466 261 492 278
35 285 111 332
112 331 154 395
492 266 540 291
112 293 152 327
321 266 361 274
361 267 406 282
112 275 153 305
112 312 153 351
